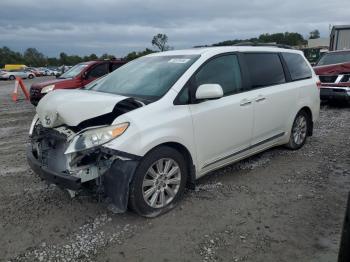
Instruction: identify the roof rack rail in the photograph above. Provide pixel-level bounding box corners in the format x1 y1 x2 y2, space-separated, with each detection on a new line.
233 42 294 49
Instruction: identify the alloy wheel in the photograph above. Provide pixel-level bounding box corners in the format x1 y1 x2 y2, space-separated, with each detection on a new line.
142 158 181 208
292 115 307 145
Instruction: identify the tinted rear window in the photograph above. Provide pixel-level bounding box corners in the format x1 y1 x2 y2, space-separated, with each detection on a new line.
244 53 286 88
282 53 312 81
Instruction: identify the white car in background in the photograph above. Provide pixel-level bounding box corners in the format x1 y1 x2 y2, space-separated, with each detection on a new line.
45 68 60 76
27 46 320 217
0 69 35 80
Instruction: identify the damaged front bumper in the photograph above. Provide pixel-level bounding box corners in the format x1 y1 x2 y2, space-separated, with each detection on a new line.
27 124 141 212
27 145 82 190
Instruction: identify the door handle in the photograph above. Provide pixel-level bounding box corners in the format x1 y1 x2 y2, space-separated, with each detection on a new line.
240 99 252 106
255 95 266 102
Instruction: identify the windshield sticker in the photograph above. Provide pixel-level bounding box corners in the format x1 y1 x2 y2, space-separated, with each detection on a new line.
168 58 191 64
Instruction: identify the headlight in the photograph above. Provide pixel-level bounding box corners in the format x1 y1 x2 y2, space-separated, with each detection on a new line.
65 122 129 154
41 84 55 94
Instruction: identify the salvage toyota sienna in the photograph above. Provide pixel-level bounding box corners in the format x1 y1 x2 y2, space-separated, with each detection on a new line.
27 46 320 217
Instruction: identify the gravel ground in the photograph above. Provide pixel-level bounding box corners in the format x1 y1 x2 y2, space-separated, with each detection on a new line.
0 77 349 262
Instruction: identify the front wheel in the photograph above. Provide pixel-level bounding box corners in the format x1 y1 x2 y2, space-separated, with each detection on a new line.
286 110 309 150
28 74 34 79
129 146 187 217
9 75 15 80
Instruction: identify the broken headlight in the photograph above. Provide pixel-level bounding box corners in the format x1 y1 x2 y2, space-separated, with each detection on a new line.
65 122 129 154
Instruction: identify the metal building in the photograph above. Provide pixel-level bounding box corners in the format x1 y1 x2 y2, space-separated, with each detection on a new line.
329 25 350 51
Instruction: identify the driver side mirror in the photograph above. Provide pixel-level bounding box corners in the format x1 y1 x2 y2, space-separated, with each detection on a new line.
195 84 223 100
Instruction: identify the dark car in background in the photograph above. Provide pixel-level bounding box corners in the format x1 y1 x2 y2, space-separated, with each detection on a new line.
29 59 126 105
313 50 350 103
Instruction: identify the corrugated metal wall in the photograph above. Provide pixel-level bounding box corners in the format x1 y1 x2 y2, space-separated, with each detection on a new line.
335 29 350 50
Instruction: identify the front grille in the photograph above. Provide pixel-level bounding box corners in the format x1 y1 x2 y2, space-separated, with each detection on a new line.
340 74 350 83
319 75 338 83
32 125 69 172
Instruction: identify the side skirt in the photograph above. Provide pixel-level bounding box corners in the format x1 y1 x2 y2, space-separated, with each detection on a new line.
201 132 285 171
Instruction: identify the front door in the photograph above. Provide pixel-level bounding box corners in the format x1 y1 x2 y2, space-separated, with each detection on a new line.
189 54 254 173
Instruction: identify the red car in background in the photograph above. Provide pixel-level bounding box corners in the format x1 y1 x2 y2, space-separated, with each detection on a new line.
313 50 350 103
30 59 126 105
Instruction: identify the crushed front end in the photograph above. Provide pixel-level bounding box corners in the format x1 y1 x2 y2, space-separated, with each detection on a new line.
27 123 116 192
27 119 140 212
26 90 146 212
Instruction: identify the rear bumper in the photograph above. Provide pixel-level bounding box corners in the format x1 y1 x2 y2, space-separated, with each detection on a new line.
320 86 350 101
26 145 82 190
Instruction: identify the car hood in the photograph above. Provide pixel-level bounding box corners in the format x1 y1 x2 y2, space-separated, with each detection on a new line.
36 89 129 128
313 62 350 75
31 78 71 89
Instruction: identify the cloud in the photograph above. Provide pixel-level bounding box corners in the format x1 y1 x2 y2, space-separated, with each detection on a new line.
0 0 349 56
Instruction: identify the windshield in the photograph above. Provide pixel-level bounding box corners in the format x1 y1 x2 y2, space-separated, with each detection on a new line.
60 63 89 78
317 52 350 66
85 55 199 100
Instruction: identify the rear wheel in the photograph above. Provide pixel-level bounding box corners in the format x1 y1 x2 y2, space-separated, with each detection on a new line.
9 75 15 80
286 110 309 150
129 146 187 217
28 74 34 79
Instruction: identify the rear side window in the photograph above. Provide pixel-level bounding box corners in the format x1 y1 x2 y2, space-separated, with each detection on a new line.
88 63 109 78
282 53 312 81
111 63 123 72
195 54 242 96
244 53 286 88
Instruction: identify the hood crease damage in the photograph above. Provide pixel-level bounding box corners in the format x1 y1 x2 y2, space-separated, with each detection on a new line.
36 89 144 131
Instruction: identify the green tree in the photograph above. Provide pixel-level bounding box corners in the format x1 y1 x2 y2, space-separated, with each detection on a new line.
124 48 155 61
47 57 59 66
23 48 47 67
309 29 320 39
0 46 24 67
88 53 98 60
152 34 170 51
100 53 115 60
59 52 68 65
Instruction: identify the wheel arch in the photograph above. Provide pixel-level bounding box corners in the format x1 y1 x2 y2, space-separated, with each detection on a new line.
298 106 313 136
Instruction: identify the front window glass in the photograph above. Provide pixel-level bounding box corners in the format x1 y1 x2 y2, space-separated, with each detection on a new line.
87 55 199 100
195 54 242 96
60 63 89 78
317 52 350 66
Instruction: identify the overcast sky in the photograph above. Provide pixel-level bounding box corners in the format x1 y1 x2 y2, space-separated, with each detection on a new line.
0 0 349 57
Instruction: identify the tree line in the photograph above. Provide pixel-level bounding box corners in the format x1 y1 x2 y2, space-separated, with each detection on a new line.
0 30 319 68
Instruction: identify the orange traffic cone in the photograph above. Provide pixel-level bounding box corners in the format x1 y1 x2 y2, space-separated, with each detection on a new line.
12 77 30 102
12 79 19 102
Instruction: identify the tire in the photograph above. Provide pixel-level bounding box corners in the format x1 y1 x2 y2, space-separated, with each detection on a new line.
285 110 309 150
28 74 34 79
51 73 55 76
129 146 187 217
9 75 15 80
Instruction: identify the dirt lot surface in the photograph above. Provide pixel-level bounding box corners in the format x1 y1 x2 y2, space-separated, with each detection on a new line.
0 77 349 262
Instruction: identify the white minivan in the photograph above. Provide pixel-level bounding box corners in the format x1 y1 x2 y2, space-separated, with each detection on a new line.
27 46 320 217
